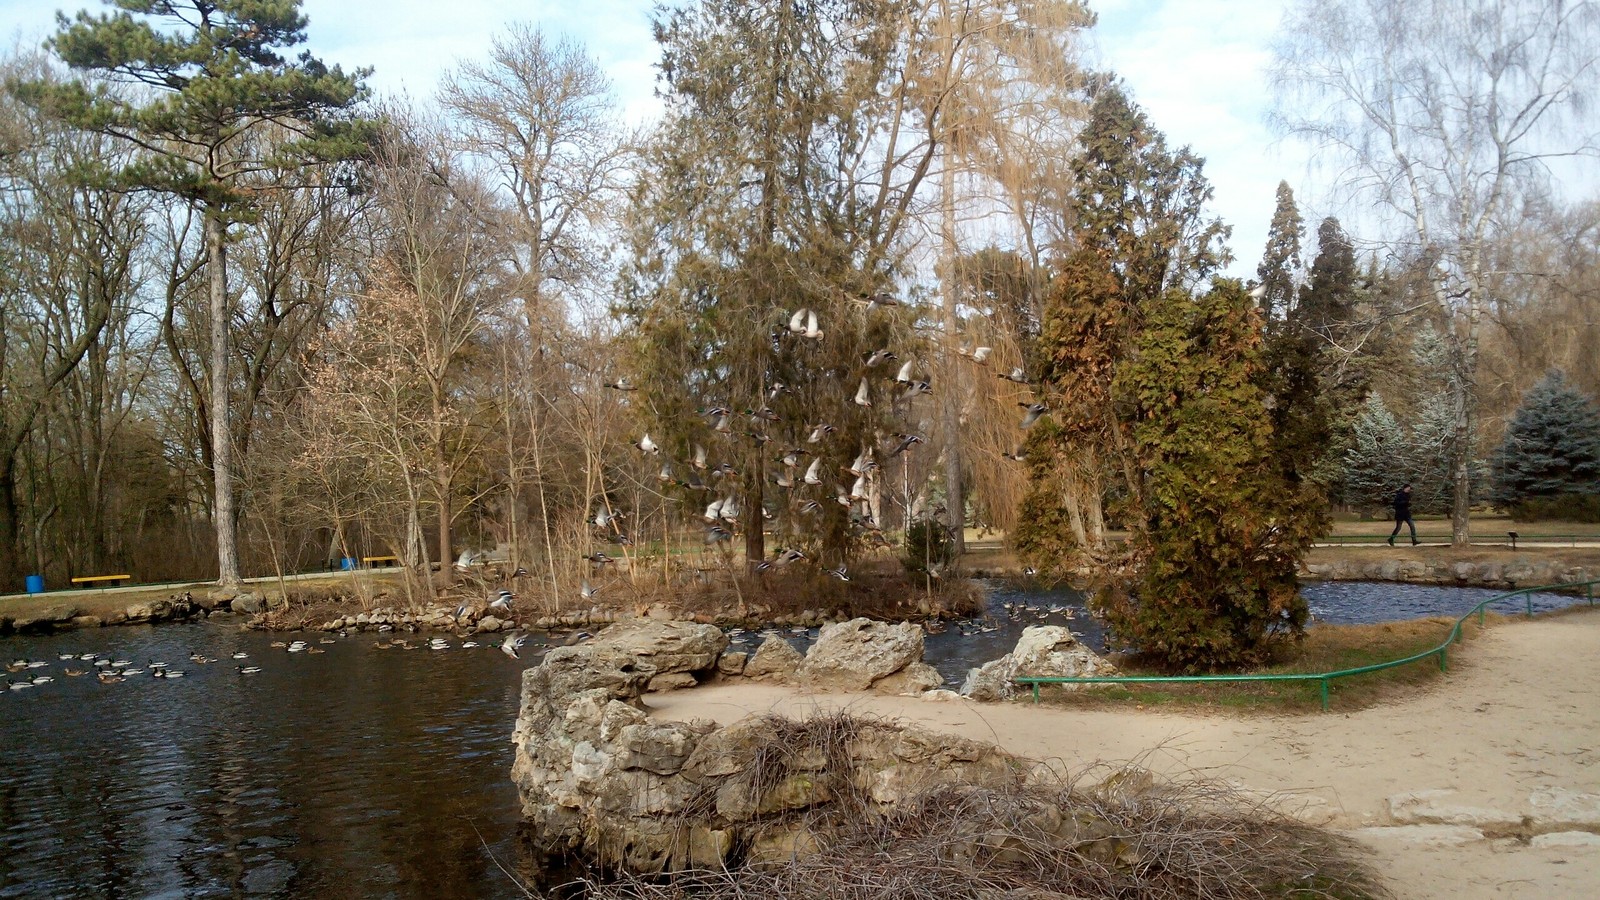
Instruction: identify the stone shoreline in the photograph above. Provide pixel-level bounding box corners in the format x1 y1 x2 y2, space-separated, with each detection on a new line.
5 556 1595 637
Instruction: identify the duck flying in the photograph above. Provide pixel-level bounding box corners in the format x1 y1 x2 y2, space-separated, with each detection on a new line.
802 457 824 485
1018 402 1050 428
500 633 528 659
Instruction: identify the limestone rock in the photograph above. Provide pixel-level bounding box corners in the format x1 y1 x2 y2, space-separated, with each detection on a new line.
614 721 702 775
1530 787 1600 830
1387 789 1522 830
647 672 698 693
961 625 1117 702
744 636 804 680
230 595 264 615
477 615 504 632
1345 824 1484 847
586 620 728 675
872 661 943 695
1531 831 1600 849
746 823 822 867
716 649 747 676
12 605 80 631
800 617 923 690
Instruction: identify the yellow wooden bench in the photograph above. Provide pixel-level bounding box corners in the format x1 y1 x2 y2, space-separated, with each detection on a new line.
361 555 399 568
71 574 132 589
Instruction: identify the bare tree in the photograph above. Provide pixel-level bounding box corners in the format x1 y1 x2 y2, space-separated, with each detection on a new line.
1272 0 1600 544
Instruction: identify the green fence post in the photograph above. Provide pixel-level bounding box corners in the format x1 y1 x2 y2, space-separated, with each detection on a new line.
1438 646 1448 672
1320 678 1329 711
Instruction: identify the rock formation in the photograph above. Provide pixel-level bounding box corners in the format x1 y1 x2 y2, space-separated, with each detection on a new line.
962 625 1119 702
510 619 1019 872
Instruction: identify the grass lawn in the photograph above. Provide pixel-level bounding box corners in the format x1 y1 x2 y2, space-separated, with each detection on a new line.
1036 604 1600 714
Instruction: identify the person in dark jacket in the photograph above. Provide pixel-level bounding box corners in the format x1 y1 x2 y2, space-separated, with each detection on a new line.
1388 484 1418 546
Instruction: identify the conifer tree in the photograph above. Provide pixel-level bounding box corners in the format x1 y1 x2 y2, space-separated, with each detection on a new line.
1493 370 1600 509
1342 394 1409 515
18 0 371 586
1017 84 1226 562
1108 279 1311 671
1255 180 1303 323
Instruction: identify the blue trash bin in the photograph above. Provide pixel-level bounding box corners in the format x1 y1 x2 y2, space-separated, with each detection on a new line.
25 574 44 594
340 557 357 571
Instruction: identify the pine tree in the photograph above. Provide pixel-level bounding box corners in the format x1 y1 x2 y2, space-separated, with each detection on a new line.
1342 394 1410 516
17 0 371 586
1493 370 1600 506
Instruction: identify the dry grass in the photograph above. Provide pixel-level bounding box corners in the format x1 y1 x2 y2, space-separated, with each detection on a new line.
561 713 1386 900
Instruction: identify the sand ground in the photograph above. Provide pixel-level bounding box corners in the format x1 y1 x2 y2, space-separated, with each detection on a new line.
645 607 1600 900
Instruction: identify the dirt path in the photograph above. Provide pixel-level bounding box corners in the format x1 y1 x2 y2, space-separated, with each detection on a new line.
646 608 1600 899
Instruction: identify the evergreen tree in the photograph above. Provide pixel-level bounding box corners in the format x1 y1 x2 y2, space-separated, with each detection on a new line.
1298 217 1357 337
1255 180 1303 324
1493 370 1600 506
1018 84 1227 562
1107 279 1312 672
1342 394 1409 515
17 0 371 586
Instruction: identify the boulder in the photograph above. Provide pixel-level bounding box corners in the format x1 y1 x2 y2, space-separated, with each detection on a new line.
743 636 804 680
230 595 264 615
962 625 1117 702
477 615 504 632
715 650 747 676
872 661 943 695
800 617 924 691
647 672 699 693
12 605 80 631
585 620 728 676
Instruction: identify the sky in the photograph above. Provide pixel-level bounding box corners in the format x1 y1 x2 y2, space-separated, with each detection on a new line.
2 0 1317 279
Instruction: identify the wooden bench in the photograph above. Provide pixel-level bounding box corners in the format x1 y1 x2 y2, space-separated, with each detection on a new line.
361 555 399 568
70 574 131 589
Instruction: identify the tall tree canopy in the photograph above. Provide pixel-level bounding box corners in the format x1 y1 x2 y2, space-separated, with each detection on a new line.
17 0 372 586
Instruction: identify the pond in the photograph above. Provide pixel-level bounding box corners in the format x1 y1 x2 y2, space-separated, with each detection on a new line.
1 580 1589 897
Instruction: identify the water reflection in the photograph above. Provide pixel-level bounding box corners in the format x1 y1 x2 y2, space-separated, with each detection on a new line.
0 623 534 899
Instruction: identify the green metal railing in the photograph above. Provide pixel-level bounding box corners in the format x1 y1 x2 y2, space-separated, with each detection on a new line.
1016 577 1599 710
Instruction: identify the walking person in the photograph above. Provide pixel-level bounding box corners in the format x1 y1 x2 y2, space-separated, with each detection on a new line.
1388 484 1419 546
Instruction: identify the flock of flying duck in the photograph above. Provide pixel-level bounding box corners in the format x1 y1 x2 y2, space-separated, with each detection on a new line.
611 297 1052 572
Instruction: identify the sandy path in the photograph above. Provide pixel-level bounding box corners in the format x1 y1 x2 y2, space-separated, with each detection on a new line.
645 608 1600 899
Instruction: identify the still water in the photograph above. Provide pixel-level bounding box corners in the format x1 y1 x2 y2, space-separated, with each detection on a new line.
1 580 1589 897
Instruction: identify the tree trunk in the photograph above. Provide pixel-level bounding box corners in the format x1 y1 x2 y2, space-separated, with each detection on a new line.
207 210 242 587
434 389 454 583
744 453 765 566
0 452 20 590
939 134 964 562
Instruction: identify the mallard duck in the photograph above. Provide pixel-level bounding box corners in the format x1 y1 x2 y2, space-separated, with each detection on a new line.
500 633 527 659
